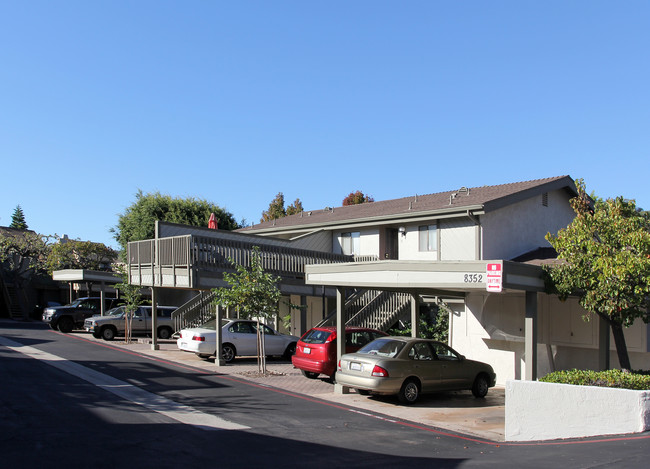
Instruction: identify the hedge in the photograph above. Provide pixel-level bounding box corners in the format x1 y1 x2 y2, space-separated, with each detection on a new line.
540 369 650 390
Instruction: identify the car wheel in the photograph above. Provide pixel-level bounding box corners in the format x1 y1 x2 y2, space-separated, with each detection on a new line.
58 317 74 333
398 379 420 404
157 327 172 340
301 370 319 379
222 344 236 363
101 326 117 341
472 374 489 398
283 342 297 359
195 353 212 359
328 371 336 384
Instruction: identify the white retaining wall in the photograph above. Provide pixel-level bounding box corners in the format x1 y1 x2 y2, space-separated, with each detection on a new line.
505 380 650 441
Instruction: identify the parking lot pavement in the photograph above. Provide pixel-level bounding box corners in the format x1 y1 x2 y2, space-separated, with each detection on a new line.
113 337 506 441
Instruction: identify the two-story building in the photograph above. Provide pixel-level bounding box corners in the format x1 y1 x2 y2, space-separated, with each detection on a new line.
127 175 650 384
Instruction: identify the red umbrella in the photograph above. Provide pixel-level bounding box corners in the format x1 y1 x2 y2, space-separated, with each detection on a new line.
208 212 218 230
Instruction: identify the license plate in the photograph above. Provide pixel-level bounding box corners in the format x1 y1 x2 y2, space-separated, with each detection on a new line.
303 347 311 354
350 362 362 371
180 342 187 348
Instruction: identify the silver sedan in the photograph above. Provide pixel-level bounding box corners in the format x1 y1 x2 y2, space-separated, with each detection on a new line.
336 336 496 404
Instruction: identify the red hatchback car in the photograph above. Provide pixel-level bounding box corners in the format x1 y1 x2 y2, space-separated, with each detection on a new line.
292 327 388 380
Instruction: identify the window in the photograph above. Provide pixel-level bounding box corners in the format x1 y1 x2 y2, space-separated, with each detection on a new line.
230 322 254 334
341 232 360 256
408 342 435 361
431 342 460 361
418 224 437 252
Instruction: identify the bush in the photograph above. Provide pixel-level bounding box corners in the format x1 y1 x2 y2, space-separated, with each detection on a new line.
540 369 650 390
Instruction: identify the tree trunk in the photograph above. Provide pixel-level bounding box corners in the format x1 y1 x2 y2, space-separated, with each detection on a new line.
610 321 632 371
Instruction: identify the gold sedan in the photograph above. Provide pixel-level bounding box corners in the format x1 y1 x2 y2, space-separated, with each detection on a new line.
336 336 496 404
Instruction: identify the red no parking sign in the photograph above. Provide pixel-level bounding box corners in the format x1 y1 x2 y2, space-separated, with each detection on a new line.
486 263 502 292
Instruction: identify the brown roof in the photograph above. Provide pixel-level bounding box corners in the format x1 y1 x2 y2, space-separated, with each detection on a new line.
241 175 576 232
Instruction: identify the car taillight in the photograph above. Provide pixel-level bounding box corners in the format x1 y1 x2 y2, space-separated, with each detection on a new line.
338 359 341 371
192 336 206 342
371 365 388 377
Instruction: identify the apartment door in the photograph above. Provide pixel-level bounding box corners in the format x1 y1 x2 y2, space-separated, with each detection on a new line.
384 228 399 259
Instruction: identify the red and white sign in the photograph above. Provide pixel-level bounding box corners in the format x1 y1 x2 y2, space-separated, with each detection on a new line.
486 263 502 292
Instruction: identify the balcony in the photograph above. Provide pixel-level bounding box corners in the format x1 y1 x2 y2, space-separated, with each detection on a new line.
127 231 363 293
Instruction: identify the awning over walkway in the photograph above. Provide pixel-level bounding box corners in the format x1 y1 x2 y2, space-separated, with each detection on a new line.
305 260 545 294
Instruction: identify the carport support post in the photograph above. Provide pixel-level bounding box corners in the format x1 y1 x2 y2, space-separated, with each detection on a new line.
215 304 225 366
151 287 159 351
334 287 351 394
100 287 105 316
410 293 420 338
524 291 537 381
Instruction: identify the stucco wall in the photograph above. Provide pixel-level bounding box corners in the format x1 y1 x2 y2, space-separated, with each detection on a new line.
481 189 575 260
451 292 650 384
440 218 477 260
505 380 650 441
386 217 477 261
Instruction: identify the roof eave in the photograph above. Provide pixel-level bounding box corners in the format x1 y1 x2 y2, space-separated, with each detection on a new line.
245 204 486 235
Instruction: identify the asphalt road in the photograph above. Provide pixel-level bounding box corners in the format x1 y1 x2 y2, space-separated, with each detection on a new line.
1 320 649 468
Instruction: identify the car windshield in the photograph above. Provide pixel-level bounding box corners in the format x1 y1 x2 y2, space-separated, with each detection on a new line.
300 329 332 344
106 307 124 316
357 338 405 358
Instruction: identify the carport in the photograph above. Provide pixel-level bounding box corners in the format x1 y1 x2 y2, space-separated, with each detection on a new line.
303 260 546 394
52 269 121 315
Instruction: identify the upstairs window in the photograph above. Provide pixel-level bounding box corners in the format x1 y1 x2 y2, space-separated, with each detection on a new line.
418 224 437 252
341 232 360 256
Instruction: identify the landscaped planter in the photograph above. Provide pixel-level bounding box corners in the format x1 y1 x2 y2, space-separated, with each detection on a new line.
505 380 650 441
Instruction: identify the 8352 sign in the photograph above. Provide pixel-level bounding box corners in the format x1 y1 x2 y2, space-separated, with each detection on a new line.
463 273 483 283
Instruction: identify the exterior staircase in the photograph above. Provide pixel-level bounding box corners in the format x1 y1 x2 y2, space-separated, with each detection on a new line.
171 290 217 333
1 278 25 320
171 288 411 335
317 289 412 331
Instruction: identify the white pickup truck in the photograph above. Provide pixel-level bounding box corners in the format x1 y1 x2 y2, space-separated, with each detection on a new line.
84 305 177 341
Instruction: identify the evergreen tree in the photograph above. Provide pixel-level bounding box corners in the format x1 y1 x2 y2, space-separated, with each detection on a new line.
261 193 304 222
10 205 28 229
286 198 304 216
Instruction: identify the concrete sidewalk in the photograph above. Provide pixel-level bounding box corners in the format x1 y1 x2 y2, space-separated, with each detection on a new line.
116 337 506 441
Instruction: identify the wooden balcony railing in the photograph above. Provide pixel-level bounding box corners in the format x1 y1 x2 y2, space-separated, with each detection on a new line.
127 233 374 289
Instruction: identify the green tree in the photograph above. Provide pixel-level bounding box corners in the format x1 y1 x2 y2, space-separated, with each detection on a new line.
261 193 304 222
212 246 283 373
286 198 304 216
0 229 49 280
9 205 28 229
46 239 117 274
113 264 145 344
388 302 450 342
261 192 286 222
342 191 374 206
112 190 239 252
544 179 650 370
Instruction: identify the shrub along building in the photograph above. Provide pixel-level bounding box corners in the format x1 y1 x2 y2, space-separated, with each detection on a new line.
126 176 650 384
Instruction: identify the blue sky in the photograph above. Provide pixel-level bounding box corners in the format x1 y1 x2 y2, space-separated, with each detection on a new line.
1 1 649 249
